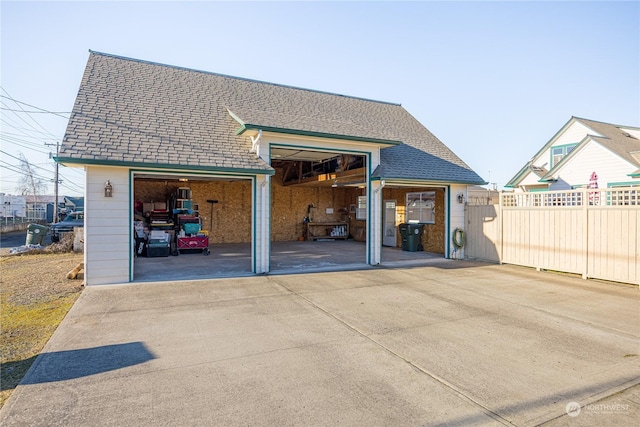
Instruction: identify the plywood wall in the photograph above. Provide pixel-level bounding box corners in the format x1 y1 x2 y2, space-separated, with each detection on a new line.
135 176 445 252
134 179 252 244
135 175 364 244
382 187 445 254
270 169 360 241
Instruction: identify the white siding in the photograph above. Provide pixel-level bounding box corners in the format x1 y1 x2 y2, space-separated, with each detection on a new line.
520 170 544 186
85 166 131 285
449 184 466 258
556 121 598 144
532 121 596 168
554 140 637 188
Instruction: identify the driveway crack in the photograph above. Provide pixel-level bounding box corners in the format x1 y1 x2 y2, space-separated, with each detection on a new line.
268 276 517 426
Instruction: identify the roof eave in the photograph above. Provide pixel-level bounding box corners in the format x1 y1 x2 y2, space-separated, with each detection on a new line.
372 176 487 186
235 124 403 147
54 156 276 176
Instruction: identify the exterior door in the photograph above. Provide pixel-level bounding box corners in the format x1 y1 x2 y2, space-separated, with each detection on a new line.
383 200 397 247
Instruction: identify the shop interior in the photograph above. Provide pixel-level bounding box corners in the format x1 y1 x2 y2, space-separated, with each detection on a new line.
132 149 446 281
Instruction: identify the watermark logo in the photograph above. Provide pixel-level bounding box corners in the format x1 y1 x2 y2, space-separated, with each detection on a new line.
566 401 581 417
565 400 630 417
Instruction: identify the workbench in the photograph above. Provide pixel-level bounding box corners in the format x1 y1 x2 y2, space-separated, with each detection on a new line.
305 222 349 241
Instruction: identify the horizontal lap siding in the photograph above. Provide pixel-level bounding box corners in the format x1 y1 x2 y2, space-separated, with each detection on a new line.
85 166 131 285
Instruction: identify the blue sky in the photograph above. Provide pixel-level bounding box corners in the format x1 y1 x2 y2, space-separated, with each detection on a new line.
1 1 638 197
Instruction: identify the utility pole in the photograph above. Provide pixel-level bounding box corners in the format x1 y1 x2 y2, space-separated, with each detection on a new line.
47 141 60 223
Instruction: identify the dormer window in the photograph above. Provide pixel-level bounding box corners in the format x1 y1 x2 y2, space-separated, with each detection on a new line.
551 143 577 167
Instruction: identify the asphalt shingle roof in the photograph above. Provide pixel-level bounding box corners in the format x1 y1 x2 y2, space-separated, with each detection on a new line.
506 116 640 187
574 117 640 168
61 51 484 184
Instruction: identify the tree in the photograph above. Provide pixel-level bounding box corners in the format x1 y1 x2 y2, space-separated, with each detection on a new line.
15 152 48 197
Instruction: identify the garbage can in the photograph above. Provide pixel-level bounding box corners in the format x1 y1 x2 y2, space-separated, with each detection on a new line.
399 223 424 252
25 223 48 246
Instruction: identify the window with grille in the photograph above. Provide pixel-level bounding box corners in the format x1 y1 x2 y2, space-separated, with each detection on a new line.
406 191 435 223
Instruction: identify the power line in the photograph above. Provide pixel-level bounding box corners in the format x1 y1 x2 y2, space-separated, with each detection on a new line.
1 107 70 117
1 134 52 154
0 160 52 182
0 88 61 138
0 150 56 179
0 94 71 119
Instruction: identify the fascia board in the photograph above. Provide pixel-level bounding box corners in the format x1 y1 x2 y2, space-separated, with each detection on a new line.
54 156 276 176
235 123 402 147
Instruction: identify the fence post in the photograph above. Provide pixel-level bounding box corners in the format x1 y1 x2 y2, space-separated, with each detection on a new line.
498 192 503 264
582 188 588 280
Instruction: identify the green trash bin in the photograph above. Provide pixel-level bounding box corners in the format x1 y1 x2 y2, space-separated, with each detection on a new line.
25 223 48 246
404 223 424 252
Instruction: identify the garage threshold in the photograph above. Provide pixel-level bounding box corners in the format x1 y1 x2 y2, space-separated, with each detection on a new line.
133 240 443 283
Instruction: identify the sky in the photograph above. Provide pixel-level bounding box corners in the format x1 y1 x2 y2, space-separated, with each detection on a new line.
1 0 639 197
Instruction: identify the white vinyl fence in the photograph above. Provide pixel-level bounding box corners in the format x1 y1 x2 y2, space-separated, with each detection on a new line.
465 187 639 285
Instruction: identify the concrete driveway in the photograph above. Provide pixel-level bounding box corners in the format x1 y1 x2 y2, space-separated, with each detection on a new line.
1 260 638 426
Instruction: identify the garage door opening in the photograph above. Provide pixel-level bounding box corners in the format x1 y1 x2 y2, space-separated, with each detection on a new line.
379 185 448 263
269 148 369 272
132 173 253 281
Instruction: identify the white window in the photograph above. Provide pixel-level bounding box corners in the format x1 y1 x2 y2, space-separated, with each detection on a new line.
406 191 435 224
551 143 577 167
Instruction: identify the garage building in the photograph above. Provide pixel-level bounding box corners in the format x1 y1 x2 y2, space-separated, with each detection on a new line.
57 51 485 285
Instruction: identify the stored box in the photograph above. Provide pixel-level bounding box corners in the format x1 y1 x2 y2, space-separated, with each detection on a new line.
146 240 170 257
183 223 200 235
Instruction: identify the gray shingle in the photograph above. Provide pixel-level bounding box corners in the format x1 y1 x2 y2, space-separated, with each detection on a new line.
61 51 484 184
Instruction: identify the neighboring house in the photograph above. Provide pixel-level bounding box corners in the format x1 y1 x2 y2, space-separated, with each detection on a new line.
57 51 485 285
0 193 26 218
23 195 66 220
506 117 640 192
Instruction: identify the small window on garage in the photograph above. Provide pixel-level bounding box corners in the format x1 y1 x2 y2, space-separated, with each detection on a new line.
356 196 367 220
406 191 435 223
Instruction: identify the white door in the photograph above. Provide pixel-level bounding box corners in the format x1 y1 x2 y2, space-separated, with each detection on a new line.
383 200 397 247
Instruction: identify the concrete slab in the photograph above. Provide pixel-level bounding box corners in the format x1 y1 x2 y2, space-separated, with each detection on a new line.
133 240 442 281
1 262 638 426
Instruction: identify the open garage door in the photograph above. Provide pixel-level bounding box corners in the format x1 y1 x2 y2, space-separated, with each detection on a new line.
132 173 254 281
269 148 370 272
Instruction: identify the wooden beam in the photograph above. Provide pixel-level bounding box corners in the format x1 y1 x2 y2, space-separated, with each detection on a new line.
282 167 366 187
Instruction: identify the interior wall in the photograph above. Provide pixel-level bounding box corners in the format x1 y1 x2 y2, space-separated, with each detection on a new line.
134 179 252 243
270 168 359 241
382 187 446 254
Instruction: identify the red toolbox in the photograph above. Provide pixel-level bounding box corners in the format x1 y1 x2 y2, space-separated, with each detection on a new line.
176 235 210 255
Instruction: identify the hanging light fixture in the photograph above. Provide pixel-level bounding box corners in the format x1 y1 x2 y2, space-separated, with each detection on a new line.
104 180 113 197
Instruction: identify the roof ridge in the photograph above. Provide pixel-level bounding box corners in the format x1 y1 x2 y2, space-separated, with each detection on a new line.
572 116 638 130
88 50 402 107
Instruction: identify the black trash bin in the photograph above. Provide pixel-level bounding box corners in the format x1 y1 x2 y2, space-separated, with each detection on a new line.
399 223 424 252
399 223 409 251
25 223 48 246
